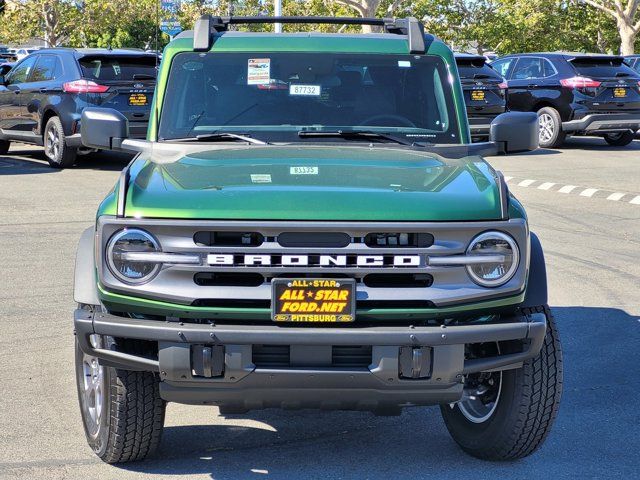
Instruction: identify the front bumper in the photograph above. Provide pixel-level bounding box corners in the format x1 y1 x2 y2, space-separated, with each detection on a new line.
75 308 547 412
562 113 640 133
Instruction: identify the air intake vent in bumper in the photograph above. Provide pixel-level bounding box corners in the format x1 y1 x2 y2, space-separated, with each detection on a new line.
252 345 372 369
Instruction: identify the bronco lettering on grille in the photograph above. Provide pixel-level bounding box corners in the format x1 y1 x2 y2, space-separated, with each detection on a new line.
206 254 422 267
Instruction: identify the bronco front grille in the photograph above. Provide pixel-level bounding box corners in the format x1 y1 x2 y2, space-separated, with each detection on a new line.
97 218 529 310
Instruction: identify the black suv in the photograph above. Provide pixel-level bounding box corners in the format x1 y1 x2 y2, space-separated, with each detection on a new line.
492 53 640 147
0 48 157 168
455 53 507 141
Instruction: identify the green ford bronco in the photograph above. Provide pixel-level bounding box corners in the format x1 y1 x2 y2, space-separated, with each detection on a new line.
73 16 562 463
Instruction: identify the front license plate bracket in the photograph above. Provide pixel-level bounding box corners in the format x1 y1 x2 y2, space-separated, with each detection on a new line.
271 278 356 322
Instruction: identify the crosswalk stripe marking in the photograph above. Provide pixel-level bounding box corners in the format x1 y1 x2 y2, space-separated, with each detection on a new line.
580 188 599 197
558 185 577 193
538 182 556 190
518 179 536 187
630 196 640 205
607 192 626 201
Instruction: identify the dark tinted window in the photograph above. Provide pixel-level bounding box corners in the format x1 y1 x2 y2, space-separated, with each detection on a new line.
79 55 157 82
30 55 62 82
456 58 502 80
6 56 37 84
633 59 640 73
491 57 516 78
570 57 637 77
511 58 545 80
159 52 461 143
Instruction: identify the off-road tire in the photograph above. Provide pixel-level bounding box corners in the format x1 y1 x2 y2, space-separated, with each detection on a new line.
0 139 10 155
603 131 635 147
537 107 566 148
44 116 77 168
440 305 563 460
75 336 166 463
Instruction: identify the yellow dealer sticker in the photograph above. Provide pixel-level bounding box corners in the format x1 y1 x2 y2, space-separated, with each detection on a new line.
471 90 485 101
271 278 356 322
129 93 148 106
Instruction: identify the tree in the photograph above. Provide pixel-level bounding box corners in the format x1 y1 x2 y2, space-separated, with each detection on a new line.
0 0 79 47
581 0 640 54
334 1 383 31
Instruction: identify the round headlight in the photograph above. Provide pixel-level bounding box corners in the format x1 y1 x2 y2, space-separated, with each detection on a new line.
465 231 519 287
106 229 161 284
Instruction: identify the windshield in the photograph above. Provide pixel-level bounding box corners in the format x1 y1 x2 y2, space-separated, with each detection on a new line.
158 52 461 143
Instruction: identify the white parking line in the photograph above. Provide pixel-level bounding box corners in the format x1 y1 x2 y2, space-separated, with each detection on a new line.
607 192 626 201
504 176 639 206
579 188 599 197
518 179 536 187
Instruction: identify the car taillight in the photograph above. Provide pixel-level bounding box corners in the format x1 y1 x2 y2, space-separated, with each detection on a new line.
63 79 109 93
498 81 508 89
560 76 601 88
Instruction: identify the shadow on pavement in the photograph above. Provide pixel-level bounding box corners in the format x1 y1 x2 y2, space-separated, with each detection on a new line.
117 306 640 478
556 136 640 151
0 149 132 175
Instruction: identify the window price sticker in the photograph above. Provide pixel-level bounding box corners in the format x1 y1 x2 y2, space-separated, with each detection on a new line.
247 58 271 85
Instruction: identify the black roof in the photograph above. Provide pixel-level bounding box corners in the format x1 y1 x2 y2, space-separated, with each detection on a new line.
497 51 625 61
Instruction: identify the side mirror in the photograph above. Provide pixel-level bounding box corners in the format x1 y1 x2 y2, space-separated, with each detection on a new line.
490 112 539 153
81 108 129 150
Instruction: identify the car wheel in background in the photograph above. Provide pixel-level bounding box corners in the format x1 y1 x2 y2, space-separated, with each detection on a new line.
603 131 635 147
44 116 77 168
0 139 10 155
537 107 566 148
440 305 563 461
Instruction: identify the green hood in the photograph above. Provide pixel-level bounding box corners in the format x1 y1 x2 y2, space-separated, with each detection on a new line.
124 145 501 221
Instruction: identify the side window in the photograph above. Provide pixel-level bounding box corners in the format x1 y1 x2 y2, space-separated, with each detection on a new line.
542 59 556 77
5 56 37 85
511 58 544 80
491 58 515 78
30 55 61 82
633 59 640 73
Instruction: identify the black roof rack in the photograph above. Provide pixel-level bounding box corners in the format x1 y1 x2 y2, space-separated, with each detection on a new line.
193 15 426 54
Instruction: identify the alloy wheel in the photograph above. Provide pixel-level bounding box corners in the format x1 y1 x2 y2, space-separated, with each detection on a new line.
80 335 105 436
457 370 503 423
45 125 61 161
538 113 555 143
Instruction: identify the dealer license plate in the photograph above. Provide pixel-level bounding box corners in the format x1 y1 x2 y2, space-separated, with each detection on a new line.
613 88 627 98
471 90 485 101
129 93 148 106
271 278 356 323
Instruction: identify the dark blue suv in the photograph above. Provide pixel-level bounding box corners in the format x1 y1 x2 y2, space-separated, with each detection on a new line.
0 48 157 168
492 53 640 148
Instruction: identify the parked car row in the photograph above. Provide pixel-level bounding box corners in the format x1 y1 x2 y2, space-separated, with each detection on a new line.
0 48 158 167
456 52 640 148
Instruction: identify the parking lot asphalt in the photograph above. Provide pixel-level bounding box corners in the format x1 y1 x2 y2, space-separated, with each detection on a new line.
0 138 638 479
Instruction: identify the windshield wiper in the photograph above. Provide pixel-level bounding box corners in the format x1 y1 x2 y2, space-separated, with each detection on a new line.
297 129 416 146
166 132 268 145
